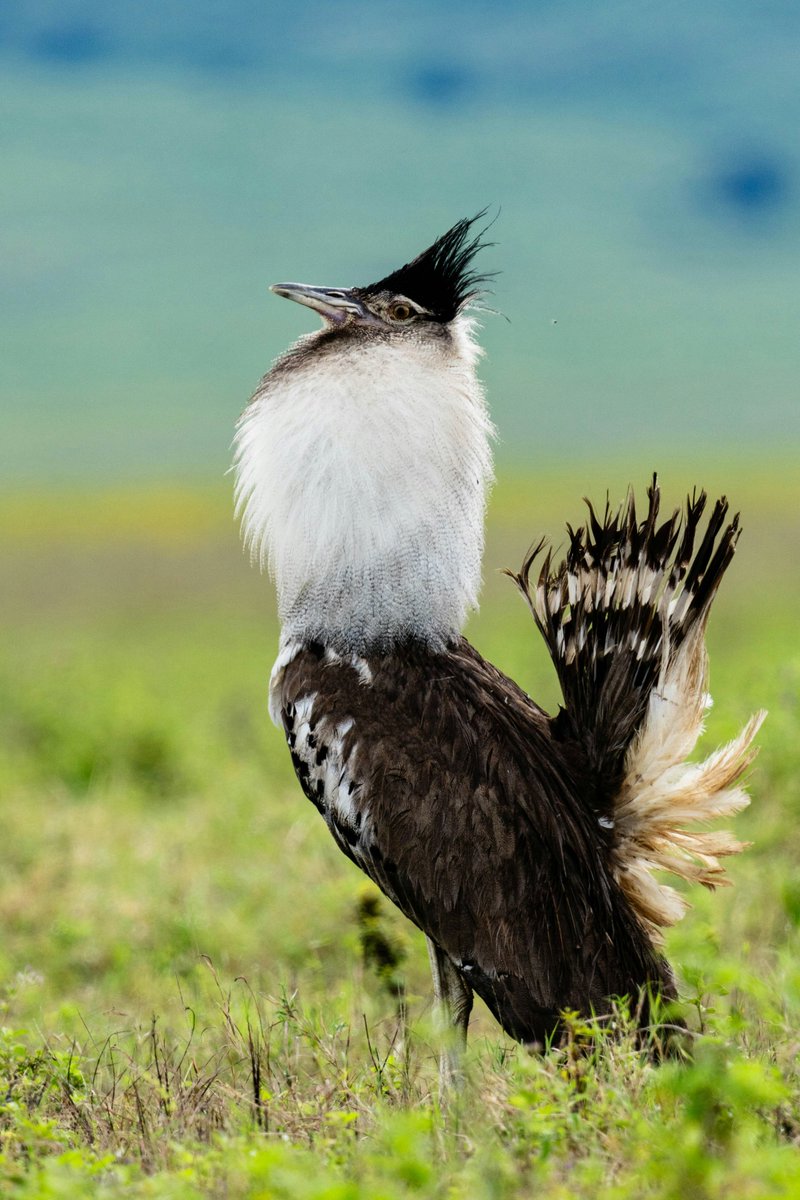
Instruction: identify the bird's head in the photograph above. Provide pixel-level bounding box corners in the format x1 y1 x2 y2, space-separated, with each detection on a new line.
269 212 494 344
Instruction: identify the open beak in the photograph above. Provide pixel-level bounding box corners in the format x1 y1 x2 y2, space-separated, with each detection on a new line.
270 283 366 325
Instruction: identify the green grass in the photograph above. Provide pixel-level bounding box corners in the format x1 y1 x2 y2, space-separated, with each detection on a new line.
0 468 798 1197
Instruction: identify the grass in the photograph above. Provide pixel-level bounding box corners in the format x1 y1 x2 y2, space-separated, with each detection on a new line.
0 465 798 1196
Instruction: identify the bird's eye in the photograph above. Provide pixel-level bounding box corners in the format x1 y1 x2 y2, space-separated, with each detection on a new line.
388 301 414 321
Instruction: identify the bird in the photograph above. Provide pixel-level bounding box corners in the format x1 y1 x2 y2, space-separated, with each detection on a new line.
233 215 764 1076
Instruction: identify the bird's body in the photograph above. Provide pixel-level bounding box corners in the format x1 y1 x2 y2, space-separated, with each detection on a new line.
277 636 669 1044
234 216 763 1051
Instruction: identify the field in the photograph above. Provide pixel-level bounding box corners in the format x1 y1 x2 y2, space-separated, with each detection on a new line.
1 462 798 1197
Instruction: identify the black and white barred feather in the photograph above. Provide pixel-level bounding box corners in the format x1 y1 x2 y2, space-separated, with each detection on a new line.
510 476 765 940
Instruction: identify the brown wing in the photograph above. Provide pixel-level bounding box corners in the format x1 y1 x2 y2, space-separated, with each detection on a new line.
280 638 671 1044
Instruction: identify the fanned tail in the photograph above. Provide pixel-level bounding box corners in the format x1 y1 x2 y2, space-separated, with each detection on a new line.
508 475 766 943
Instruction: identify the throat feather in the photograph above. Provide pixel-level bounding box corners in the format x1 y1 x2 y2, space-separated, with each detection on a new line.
234 321 493 652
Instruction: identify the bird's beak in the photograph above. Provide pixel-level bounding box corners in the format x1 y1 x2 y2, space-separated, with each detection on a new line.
270 283 366 325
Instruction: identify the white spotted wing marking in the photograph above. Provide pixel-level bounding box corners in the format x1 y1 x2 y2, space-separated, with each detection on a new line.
285 695 370 863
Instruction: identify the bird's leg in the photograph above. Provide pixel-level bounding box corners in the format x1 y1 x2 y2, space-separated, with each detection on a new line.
426 937 472 1095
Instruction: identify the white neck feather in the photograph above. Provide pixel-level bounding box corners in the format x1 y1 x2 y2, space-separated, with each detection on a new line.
234 316 494 654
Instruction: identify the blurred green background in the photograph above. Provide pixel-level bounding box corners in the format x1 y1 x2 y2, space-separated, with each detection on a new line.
1 8 800 1193
2 1 799 483
3 0 800 995
2 0 799 1026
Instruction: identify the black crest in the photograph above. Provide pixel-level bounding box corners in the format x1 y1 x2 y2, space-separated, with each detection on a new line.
359 211 495 322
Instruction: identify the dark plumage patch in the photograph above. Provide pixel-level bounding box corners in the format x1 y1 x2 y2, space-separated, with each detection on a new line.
279 638 673 1047
358 211 495 322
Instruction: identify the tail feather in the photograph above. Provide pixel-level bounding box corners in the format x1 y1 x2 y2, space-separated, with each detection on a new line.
509 476 765 942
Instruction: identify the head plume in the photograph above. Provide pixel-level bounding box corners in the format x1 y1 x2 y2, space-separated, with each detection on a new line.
359 211 495 323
